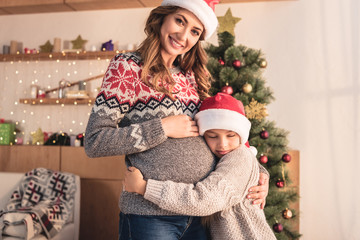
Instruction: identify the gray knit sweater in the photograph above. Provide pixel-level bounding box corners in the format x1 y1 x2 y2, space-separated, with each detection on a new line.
144 145 276 240
84 52 216 215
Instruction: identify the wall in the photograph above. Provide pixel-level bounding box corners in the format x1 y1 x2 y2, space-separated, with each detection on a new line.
0 0 359 239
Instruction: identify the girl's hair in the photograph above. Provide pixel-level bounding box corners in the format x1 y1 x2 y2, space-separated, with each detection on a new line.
137 6 212 101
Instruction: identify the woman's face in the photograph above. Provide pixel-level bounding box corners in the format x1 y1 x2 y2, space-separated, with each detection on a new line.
204 129 241 158
160 9 204 65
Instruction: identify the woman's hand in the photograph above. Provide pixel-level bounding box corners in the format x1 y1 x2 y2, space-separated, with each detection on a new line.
123 166 147 195
247 173 269 209
161 115 199 138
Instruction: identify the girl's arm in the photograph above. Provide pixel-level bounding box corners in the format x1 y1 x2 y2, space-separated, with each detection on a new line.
124 145 259 216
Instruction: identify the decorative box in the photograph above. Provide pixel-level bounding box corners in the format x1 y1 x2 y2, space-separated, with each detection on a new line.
0 123 15 145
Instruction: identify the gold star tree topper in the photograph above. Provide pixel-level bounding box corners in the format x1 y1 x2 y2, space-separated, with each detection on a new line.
71 35 88 50
217 8 241 36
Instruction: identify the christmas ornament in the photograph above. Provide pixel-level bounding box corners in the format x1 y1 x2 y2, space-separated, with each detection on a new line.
71 35 88 50
218 58 225 65
276 179 285 188
77 133 85 146
221 83 233 95
273 223 283 233
244 98 268 120
260 130 269 139
39 40 53 53
44 132 70 146
242 83 252 93
217 8 241 36
259 59 268 68
31 128 44 145
232 59 241 69
101 40 114 51
282 208 293 219
282 153 292 163
259 155 268 164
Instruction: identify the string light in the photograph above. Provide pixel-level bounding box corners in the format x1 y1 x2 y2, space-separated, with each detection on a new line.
2 56 107 145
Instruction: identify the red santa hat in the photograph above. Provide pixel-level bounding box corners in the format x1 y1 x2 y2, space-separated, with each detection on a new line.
161 0 219 40
195 92 257 155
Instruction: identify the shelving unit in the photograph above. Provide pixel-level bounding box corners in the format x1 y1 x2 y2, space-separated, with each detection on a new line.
19 98 96 105
0 50 123 62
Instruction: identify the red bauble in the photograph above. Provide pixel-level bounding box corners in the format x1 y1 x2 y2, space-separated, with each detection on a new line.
259 155 268 164
77 133 84 139
273 223 283 233
282 153 291 163
260 130 269 139
276 179 285 188
221 85 234 95
232 59 241 69
218 59 225 65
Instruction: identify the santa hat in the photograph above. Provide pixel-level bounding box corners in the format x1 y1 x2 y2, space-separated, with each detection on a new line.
195 92 258 155
161 0 219 40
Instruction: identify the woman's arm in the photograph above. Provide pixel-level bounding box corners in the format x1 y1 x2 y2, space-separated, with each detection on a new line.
84 55 167 158
124 146 259 216
84 55 199 158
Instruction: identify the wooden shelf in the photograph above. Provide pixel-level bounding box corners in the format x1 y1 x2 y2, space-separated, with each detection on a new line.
19 98 95 105
0 50 126 62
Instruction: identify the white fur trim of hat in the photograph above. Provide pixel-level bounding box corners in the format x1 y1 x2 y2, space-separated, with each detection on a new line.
161 0 219 39
195 108 251 145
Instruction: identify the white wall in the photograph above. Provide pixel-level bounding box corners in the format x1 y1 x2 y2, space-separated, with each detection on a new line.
0 0 359 238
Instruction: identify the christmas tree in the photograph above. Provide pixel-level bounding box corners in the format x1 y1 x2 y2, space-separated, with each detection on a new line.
205 8 301 239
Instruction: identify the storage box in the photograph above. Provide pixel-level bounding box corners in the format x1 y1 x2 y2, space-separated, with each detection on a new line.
0 123 15 145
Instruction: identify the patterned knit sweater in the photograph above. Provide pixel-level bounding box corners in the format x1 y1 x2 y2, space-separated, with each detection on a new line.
84 52 216 215
144 145 276 240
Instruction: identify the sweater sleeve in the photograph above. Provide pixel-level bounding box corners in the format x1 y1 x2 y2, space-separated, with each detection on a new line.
84 55 167 158
143 146 259 216
258 163 270 176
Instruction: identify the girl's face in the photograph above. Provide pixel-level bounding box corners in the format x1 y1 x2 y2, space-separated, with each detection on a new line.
204 129 241 158
160 9 204 66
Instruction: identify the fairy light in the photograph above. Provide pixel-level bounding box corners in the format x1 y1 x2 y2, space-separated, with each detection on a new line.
2 56 108 143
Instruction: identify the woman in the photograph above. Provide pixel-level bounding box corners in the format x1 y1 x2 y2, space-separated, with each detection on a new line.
84 1 269 239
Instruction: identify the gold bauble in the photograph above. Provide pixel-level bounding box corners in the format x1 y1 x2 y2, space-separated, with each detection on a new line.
282 208 293 219
260 59 268 68
242 83 253 93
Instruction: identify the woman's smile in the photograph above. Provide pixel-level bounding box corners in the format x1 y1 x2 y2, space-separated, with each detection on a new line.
169 36 184 49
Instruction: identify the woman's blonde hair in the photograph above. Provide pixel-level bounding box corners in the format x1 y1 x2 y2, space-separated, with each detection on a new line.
137 6 212 101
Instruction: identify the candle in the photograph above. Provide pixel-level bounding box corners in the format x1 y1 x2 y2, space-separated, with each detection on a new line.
53 38 61 52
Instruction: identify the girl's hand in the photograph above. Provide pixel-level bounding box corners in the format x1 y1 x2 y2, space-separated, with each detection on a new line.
247 173 269 209
161 115 199 138
123 166 147 195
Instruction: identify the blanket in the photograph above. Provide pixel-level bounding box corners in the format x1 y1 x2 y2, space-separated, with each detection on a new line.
0 168 76 239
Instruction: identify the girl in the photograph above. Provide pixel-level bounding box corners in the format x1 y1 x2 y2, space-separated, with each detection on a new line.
123 93 276 240
84 1 269 239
